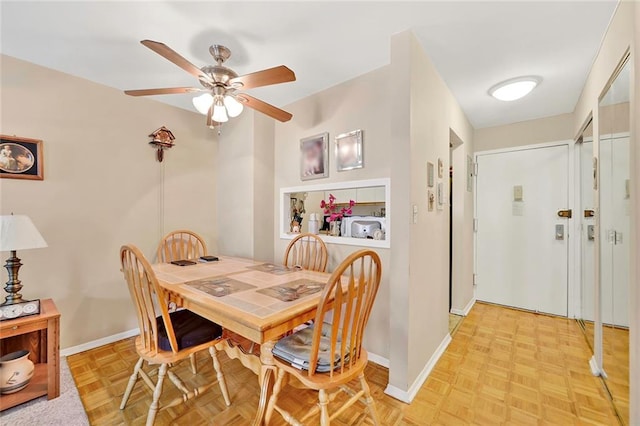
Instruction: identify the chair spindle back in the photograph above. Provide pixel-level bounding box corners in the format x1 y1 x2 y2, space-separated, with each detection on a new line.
120 244 178 354
283 233 328 272
308 249 382 377
157 230 208 263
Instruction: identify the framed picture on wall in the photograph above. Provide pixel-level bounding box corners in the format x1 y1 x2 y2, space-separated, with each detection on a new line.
0 135 44 180
300 133 329 180
336 129 363 172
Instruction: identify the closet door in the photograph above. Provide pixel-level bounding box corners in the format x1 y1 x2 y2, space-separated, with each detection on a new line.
600 135 630 327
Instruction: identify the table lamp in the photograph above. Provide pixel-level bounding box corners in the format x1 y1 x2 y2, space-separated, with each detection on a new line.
0 214 47 320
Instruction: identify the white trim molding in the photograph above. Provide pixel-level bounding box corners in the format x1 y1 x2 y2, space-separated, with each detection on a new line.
589 355 602 376
368 352 390 369
384 333 452 404
60 328 139 357
450 297 476 316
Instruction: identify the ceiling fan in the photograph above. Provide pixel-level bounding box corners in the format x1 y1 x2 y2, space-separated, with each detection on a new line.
125 40 296 128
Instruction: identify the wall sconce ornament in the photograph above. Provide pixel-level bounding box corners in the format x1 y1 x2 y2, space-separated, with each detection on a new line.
148 126 175 162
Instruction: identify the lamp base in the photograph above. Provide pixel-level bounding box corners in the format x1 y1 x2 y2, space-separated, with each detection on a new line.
3 250 26 305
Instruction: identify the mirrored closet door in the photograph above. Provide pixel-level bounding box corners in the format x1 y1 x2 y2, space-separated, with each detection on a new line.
599 56 630 424
578 120 595 351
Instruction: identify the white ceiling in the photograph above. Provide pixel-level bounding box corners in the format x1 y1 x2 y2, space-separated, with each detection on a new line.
0 1 618 129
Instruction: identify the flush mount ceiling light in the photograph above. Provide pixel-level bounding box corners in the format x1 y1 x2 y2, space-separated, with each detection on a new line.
489 76 542 101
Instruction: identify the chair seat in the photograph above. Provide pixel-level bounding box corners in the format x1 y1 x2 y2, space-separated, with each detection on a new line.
272 322 348 373
157 309 222 351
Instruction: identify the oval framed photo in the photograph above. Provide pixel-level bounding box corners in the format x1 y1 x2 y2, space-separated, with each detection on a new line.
0 135 43 180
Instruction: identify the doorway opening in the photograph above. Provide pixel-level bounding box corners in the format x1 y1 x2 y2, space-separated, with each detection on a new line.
449 130 464 316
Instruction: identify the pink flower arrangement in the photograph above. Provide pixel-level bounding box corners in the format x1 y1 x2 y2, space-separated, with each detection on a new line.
320 194 355 222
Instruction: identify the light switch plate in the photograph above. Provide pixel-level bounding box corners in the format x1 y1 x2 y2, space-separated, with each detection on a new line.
437 182 444 210
513 185 523 201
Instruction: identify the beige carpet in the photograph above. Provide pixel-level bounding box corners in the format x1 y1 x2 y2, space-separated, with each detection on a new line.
0 357 89 425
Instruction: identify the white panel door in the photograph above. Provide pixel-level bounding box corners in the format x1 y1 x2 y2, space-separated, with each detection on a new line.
476 145 569 316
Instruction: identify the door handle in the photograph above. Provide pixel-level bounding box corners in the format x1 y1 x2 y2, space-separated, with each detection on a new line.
555 224 565 240
557 209 573 218
587 225 595 241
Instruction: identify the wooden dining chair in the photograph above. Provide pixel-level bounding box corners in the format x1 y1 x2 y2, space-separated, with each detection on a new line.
266 249 382 425
157 229 208 263
119 244 231 426
156 230 209 373
283 233 328 272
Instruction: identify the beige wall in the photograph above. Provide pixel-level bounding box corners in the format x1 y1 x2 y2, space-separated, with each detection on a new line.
274 66 393 360
216 110 275 262
572 2 637 423
404 31 475 386
272 31 475 395
474 112 574 151
216 112 254 258
600 102 631 136
574 2 634 137
0 55 218 349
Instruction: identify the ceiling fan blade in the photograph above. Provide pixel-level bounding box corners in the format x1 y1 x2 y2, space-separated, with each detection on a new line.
229 65 296 90
140 40 213 83
238 94 293 122
124 87 202 96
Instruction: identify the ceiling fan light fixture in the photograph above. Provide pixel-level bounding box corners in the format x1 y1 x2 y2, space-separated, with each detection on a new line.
125 40 296 128
224 95 244 118
212 97 229 123
489 76 541 101
192 93 214 115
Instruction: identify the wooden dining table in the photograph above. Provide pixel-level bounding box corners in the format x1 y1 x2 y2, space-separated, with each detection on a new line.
151 256 334 425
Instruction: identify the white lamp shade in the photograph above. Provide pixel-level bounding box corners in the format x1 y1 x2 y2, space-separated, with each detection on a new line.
223 95 244 118
212 104 229 123
192 93 214 115
0 215 48 251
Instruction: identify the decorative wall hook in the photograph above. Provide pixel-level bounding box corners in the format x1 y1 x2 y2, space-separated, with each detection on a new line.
148 126 175 162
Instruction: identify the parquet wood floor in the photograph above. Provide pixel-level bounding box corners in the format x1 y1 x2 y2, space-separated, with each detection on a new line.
67 303 620 425
582 320 629 425
603 326 629 425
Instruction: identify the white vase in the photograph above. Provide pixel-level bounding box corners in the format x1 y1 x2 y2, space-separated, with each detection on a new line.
0 350 35 394
308 220 320 235
329 221 341 237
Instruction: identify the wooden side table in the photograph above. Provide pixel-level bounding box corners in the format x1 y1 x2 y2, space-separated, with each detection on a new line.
0 299 60 411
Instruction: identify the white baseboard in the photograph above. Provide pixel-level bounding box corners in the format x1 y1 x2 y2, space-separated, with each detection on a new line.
60 328 139 357
384 333 452 404
368 352 390 369
450 297 476 316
